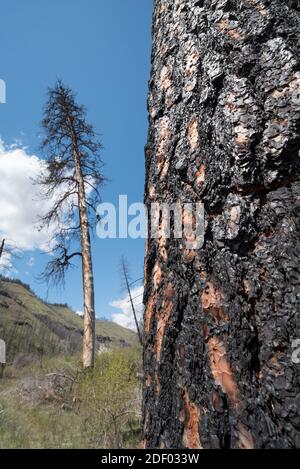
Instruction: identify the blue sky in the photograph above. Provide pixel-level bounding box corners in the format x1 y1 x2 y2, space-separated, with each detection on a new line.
0 0 153 322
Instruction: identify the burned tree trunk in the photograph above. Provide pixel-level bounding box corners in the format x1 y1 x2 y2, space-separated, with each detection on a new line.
0 239 4 260
68 117 96 369
73 147 96 369
143 0 300 449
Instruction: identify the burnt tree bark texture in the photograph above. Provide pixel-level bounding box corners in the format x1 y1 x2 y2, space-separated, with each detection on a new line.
143 0 300 449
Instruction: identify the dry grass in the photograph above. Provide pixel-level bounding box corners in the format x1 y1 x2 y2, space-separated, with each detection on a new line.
0 347 142 449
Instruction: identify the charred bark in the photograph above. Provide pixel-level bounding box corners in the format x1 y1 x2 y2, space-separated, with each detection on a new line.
0 239 4 260
143 0 300 449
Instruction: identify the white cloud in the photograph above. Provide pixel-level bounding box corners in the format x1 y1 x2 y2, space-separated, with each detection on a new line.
75 310 84 317
0 250 13 271
0 140 52 252
110 285 144 331
0 139 75 272
27 256 35 268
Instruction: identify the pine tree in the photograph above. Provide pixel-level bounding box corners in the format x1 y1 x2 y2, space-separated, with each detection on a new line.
38 81 104 368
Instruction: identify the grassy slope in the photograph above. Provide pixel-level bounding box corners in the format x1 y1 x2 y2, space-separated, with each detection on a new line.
0 355 86 448
0 279 137 362
0 349 142 448
0 279 141 449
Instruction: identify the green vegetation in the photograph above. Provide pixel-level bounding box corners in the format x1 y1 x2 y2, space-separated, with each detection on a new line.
0 278 137 364
0 347 142 448
0 277 142 448
79 347 142 448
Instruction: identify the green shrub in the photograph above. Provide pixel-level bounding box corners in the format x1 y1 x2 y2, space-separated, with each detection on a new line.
79 347 142 448
0 347 142 448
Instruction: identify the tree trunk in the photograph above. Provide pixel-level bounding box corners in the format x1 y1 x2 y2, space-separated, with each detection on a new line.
72 143 95 369
143 0 300 449
122 259 143 346
0 239 5 259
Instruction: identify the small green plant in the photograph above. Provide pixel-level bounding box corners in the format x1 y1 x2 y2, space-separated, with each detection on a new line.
79 347 142 448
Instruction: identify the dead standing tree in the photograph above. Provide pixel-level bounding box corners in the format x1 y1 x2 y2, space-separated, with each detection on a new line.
0 239 20 270
0 239 4 260
120 257 143 346
38 81 104 369
143 0 300 449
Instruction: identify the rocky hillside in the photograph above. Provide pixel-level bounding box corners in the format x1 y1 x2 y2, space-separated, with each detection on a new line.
0 277 137 363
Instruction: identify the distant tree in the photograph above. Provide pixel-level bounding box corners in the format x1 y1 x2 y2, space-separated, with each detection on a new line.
38 81 104 368
120 257 143 346
0 239 20 271
0 239 4 260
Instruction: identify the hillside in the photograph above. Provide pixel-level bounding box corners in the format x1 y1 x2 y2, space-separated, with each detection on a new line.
0 278 142 449
0 277 137 363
